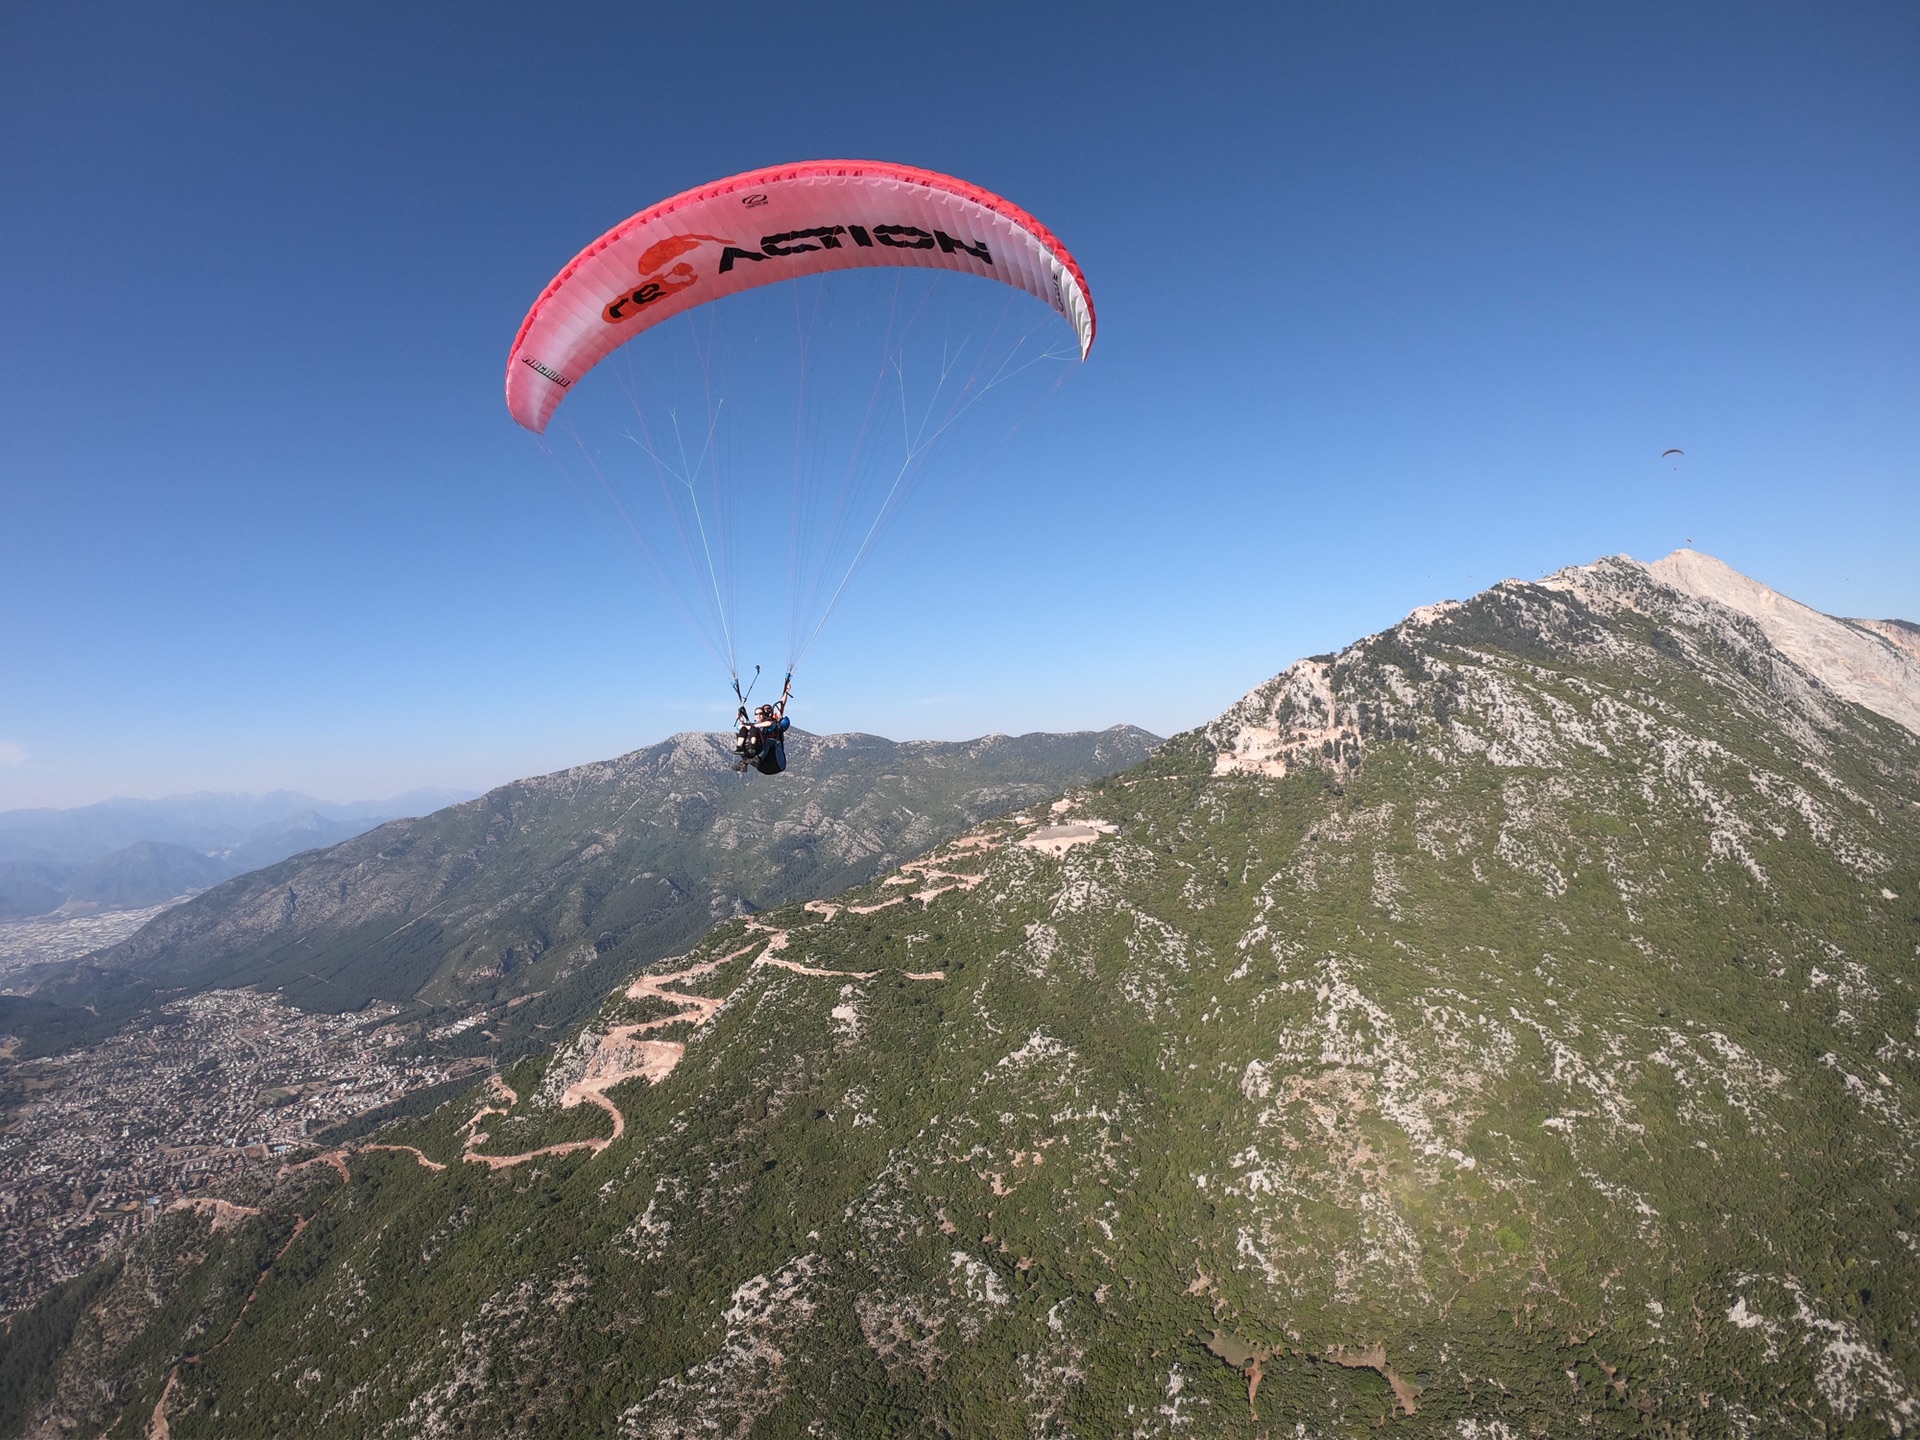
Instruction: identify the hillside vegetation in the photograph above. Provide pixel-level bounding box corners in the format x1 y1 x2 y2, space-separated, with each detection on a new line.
2 728 1158 1057
6 558 1918 1438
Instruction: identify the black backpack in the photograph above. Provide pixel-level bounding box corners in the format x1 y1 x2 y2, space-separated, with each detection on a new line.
754 733 787 775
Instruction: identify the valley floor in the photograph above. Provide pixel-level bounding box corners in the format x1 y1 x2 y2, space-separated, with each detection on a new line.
0 989 467 1314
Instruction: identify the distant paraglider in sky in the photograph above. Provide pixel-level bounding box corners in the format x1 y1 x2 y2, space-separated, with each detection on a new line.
506 161 1095 732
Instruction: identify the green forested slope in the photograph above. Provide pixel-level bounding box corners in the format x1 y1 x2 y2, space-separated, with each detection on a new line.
8 560 1918 1438
4 727 1157 1056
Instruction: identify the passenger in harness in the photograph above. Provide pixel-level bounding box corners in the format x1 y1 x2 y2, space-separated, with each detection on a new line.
732 681 792 775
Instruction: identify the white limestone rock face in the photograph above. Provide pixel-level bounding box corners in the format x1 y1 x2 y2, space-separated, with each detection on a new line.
1207 659 1357 778
1851 617 1920 665
1210 549 1916 783
1644 549 1920 736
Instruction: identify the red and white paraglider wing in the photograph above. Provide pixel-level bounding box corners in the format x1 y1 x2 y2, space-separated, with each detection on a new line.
505 161 1096 434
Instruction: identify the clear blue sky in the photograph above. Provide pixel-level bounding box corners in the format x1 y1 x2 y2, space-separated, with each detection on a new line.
3 2 1915 808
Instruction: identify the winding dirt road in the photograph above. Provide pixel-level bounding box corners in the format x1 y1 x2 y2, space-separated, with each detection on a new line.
146 832 1015 1437
301 833 999 1177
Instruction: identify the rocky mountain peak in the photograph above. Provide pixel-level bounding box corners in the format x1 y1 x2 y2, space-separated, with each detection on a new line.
1209 550 1919 783
1642 548 1920 734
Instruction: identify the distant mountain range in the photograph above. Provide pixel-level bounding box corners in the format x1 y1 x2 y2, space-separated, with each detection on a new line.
10 550 1916 1437
0 729 1159 1057
0 788 475 921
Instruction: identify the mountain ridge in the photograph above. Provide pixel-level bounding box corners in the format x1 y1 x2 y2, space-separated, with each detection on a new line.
0 726 1160 1059
1641 547 1920 734
6 552 1919 1437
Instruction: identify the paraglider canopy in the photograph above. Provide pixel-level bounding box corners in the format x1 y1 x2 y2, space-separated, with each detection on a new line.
1661 448 1685 458
506 160 1096 435
508 160 1094 713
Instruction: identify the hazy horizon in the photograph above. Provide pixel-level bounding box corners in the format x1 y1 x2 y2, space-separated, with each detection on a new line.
0 784 480 819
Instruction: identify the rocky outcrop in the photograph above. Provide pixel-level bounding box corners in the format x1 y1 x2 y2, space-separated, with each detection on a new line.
1645 548 1920 734
1206 549 1920 779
